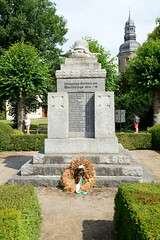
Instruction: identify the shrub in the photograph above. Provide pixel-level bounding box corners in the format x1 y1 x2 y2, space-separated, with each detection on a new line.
0 122 14 151
114 183 160 240
0 185 42 240
116 133 152 150
148 124 160 150
0 112 5 120
13 129 24 135
30 123 38 130
0 131 152 151
10 134 47 151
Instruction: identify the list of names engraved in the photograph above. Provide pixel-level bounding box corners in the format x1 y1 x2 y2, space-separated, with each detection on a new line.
69 93 95 137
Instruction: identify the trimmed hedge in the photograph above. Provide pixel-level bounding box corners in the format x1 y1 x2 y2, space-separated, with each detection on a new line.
0 185 42 240
10 134 47 151
114 183 160 240
148 124 160 150
0 122 14 151
116 133 152 150
0 131 152 151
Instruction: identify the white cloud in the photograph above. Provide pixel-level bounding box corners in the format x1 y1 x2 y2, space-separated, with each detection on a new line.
53 0 160 59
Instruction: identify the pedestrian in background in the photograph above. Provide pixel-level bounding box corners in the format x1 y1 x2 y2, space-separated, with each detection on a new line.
25 115 31 134
134 113 140 133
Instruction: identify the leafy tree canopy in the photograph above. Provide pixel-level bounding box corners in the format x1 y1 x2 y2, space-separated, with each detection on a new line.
83 36 118 91
0 0 68 75
148 18 160 40
0 41 51 130
0 41 50 99
124 39 160 91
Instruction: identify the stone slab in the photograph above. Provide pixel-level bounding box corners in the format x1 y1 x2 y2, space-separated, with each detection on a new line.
48 92 68 139
21 163 142 177
45 137 119 154
95 92 115 137
8 173 155 188
65 57 98 65
68 92 95 138
8 173 60 187
33 154 131 165
33 144 130 165
56 69 106 78
57 78 105 92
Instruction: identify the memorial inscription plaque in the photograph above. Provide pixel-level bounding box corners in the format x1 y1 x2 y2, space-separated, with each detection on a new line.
69 92 95 138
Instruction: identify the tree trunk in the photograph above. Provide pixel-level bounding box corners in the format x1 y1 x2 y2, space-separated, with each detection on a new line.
17 93 26 132
153 87 160 125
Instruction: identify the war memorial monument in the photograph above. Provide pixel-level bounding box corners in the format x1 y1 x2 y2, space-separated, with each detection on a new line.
9 40 155 187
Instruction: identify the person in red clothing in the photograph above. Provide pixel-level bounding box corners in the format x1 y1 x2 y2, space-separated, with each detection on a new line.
134 113 140 133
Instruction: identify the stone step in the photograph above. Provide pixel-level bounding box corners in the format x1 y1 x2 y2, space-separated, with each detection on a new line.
35 155 131 165
33 145 131 165
21 161 143 177
8 173 155 188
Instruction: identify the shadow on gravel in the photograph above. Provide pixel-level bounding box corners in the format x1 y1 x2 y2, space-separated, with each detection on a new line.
3 156 31 170
82 220 115 240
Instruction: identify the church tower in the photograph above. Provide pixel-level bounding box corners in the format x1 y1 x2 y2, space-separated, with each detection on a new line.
118 12 140 72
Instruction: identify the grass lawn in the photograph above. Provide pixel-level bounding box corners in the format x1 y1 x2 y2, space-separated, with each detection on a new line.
0 118 48 126
30 118 48 125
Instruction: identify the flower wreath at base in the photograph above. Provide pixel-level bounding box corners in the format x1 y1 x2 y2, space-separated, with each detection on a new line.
60 158 95 194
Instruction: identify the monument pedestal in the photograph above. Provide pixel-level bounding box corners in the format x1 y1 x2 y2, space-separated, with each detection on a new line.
8 40 155 187
8 144 155 187
45 137 119 154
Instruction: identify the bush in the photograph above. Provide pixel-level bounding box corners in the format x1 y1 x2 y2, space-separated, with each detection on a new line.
30 123 38 130
0 122 14 151
0 130 152 151
116 133 152 150
114 183 160 240
0 112 5 120
0 185 42 240
148 124 160 150
10 134 47 151
13 129 24 135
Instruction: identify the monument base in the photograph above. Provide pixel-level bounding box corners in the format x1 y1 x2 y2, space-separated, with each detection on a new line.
45 137 119 154
8 144 156 188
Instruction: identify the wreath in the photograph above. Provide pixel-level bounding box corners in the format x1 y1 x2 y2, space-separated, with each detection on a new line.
60 158 95 193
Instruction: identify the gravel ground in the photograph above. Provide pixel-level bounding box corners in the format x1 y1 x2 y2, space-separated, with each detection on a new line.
0 150 160 240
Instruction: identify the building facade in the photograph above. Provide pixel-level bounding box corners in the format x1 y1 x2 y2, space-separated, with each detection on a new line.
118 12 141 72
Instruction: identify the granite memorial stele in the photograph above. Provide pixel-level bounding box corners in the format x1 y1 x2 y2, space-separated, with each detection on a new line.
8 40 155 187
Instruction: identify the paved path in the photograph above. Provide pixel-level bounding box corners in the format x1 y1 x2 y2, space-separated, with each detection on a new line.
130 150 160 183
0 150 160 240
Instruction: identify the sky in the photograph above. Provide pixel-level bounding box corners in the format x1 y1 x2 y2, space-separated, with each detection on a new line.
52 0 160 61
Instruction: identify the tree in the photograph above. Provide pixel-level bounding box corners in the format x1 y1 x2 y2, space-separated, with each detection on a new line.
124 39 160 125
0 42 51 131
83 36 118 91
148 18 160 40
0 0 68 122
0 0 67 60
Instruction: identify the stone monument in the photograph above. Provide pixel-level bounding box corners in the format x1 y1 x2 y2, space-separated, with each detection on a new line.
45 39 118 154
8 40 155 187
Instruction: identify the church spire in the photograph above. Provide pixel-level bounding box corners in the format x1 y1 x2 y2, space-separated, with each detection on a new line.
124 11 136 41
117 13 141 72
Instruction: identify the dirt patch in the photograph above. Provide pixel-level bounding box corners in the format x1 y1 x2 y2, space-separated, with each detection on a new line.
35 187 117 240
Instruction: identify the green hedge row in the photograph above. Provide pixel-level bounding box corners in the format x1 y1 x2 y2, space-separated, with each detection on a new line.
114 183 160 240
10 135 47 151
0 122 14 151
0 185 42 240
0 122 155 151
148 123 160 150
116 133 152 150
